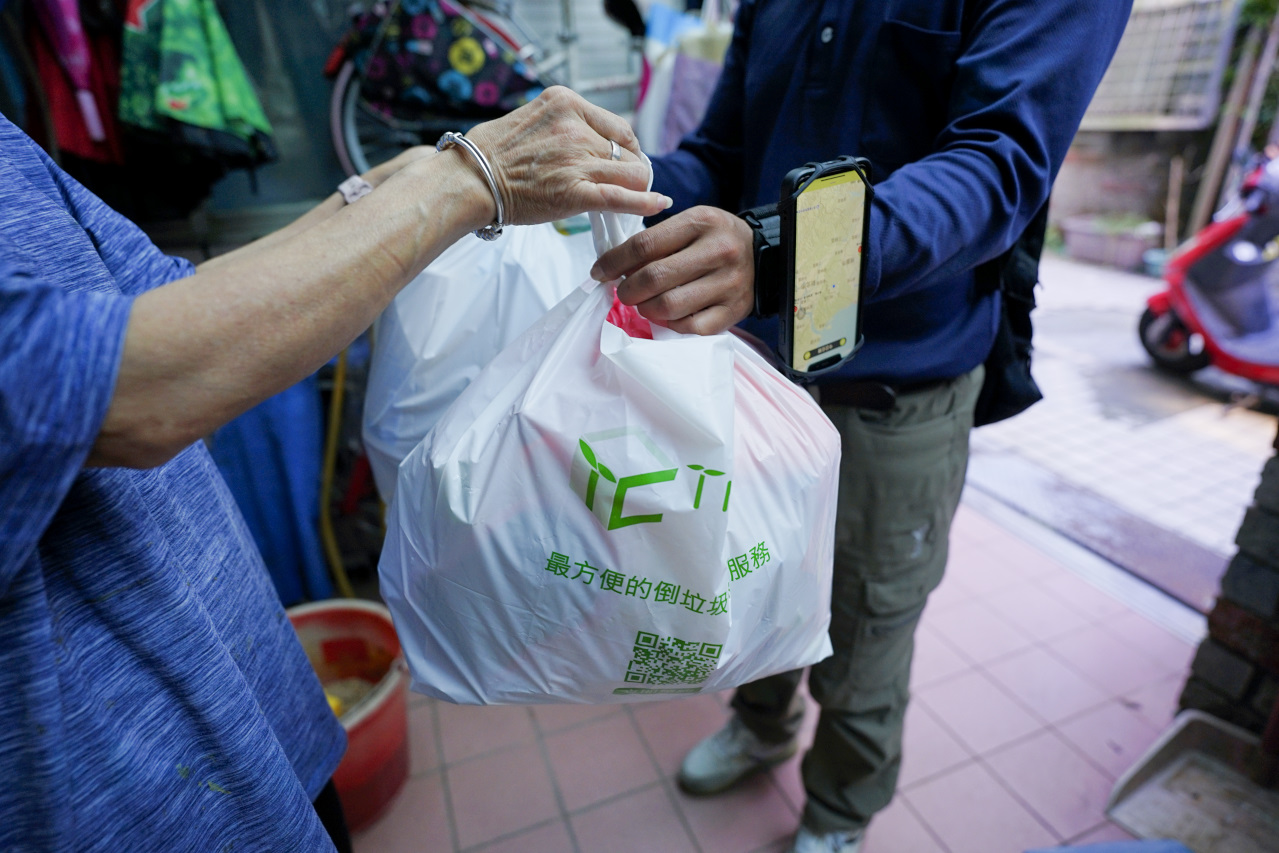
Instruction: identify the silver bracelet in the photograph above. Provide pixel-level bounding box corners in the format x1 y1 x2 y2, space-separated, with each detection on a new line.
436 131 505 241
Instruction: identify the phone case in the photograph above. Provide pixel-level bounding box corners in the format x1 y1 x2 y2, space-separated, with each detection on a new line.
778 156 873 380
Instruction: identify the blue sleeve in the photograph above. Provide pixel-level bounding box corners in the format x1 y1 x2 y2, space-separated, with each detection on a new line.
21 137 195 295
0 260 133 593
649 0 756 217
864 0 1131 300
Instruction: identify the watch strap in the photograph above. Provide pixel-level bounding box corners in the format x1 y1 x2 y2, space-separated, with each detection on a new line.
741 205 782 318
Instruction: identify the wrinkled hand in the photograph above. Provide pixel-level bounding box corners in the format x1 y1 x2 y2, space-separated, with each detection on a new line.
591 206 755 335
462 86 671 225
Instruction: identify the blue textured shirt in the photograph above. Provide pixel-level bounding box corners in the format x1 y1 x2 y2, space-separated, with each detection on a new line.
651 0 1131 383
0 115 345 851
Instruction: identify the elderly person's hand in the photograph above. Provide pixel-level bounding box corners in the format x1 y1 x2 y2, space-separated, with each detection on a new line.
590 205 755 336
353 88 665 223
457 86 666 225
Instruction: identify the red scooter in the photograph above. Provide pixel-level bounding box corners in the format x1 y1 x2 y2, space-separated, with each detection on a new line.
1140 156 1279 386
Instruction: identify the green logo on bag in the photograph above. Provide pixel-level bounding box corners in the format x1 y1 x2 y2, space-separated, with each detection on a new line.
688 465 731 512
577 436 678 530
572 429 731 531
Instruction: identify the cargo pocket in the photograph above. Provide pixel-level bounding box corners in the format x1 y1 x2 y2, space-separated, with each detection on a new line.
837 408 962 575
859 20 962 176
811 571 932 709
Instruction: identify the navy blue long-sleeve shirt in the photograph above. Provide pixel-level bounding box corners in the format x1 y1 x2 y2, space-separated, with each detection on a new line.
650 0 1131 384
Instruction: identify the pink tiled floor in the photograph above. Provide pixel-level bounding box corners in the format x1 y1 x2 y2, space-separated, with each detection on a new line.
352 502 1195 853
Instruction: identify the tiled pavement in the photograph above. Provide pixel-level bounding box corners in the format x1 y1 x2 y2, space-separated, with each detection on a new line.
352 500 1198 853
971 254 1277 560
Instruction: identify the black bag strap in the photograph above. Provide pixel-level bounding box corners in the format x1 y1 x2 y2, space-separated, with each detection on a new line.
970 201 1049 427
975 202 1049 298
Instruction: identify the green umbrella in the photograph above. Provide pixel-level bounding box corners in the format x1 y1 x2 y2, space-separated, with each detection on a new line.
121 0 275 167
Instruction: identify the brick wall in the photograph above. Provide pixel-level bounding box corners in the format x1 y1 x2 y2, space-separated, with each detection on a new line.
1180 423 1279 733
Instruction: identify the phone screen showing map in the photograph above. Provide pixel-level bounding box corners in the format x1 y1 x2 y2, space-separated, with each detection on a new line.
790 169 865 373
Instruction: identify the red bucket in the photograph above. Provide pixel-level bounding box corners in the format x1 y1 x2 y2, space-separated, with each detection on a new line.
288 600 409 832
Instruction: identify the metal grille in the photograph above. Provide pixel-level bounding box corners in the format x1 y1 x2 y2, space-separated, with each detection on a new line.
1081 0 1242 131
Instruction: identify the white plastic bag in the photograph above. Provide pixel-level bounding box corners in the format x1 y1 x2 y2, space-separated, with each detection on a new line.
362 223 596 501
380 209 839 706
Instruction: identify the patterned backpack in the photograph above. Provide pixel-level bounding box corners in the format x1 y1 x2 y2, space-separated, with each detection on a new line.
328 0 546 122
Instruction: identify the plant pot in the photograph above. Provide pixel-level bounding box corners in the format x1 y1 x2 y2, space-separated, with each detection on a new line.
1061 215 1163 272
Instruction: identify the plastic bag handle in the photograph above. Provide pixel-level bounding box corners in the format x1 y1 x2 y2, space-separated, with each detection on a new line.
650 322 685 342
588 153 654 258
588 210 633 258
586 158 710 344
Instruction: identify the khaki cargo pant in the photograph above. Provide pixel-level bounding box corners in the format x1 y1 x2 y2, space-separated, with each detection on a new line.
731 365 983 834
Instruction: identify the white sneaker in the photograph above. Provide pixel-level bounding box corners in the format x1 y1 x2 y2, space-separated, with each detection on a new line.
788 825 864 853
676 716 799 795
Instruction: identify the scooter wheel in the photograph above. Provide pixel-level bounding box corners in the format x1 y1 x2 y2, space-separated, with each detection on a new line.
1139 306 1210 375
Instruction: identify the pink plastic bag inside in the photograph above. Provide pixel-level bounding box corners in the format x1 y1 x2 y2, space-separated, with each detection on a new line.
606 294 654 339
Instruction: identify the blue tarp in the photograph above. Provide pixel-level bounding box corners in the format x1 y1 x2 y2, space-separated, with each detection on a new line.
209 375 332 606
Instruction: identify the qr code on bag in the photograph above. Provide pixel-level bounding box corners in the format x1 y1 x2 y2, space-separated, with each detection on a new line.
623 631 722 685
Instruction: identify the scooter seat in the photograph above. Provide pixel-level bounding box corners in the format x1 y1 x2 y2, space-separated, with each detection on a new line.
1184 282 1279 368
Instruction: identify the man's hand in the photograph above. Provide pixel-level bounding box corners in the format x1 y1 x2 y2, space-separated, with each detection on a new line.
591 206 755 335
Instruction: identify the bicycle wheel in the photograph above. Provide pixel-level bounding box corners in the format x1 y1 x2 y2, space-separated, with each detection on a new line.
330 59 474 177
